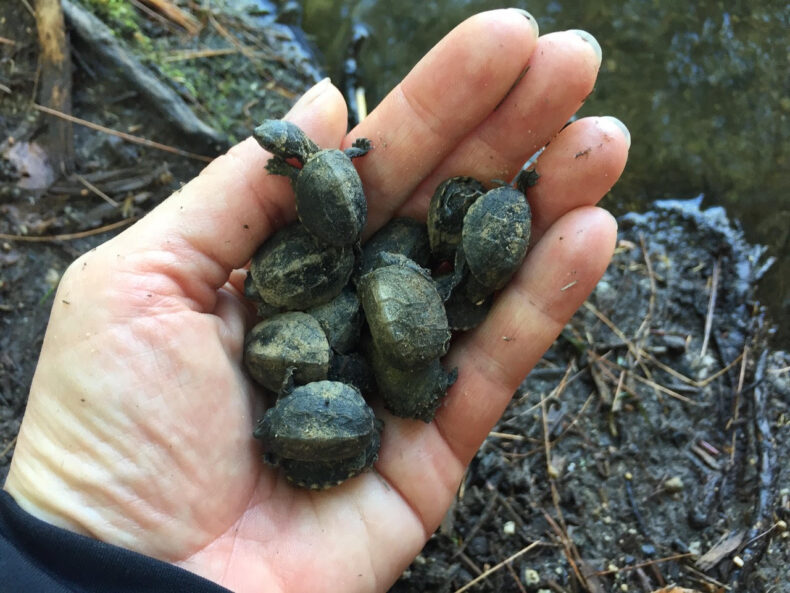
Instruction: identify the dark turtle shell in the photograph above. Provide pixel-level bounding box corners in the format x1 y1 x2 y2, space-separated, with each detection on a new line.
357 255 450 370
294 149 367 246
427 176 485 261
253 380 381 488
254 119 371 246
327 351 376 396
276 429 380 490
365 336 457 422
357 217 431 278
307 286 362 354
461 185 531 299
250 223 354 310
244 312 330 392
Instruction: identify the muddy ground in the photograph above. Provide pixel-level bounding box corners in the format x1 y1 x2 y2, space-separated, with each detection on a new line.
1 2 788 592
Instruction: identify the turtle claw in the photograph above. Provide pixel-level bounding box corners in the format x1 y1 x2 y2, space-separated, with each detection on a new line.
345 137 372 159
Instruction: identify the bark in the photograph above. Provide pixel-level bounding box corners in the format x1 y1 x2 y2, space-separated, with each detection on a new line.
34 0 75 175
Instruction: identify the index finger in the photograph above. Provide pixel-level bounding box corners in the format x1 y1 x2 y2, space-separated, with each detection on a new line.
347 9 540 235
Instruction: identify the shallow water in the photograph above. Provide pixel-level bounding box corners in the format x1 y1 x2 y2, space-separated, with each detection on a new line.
301 0 790 346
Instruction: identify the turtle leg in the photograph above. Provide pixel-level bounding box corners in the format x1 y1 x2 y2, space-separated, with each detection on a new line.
344 137 372 159
265 155 300 183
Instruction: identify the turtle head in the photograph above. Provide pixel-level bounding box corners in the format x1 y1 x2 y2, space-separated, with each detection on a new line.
254 119 319 164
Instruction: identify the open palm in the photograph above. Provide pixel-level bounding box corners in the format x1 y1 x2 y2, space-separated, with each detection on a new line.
6 10 629 593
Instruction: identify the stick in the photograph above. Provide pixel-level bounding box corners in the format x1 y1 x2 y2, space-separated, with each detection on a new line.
33 104 213 162
699 255 720 359
452 541 542 593
33 0 75 174
0 217 136 242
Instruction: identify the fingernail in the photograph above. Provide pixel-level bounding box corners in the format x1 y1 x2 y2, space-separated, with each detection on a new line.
569 29 602 65
297 77 332 107
509 8 539 37
601 116 631 149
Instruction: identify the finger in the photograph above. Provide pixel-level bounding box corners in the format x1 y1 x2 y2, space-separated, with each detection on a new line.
374 207 617 531
528 115 630 243
396 29 603 222
438 207 617 462
346 9 540 235
109 79 348 308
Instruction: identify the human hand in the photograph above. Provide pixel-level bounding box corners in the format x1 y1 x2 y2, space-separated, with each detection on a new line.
5 9 628 593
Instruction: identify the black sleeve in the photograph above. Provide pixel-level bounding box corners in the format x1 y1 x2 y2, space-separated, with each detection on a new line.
0 489 232 592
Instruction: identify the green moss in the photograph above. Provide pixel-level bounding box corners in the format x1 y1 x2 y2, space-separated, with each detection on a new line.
81 0 153 52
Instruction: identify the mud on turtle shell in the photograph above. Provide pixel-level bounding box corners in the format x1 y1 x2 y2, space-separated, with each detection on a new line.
253 380 381 489
254 119 371 246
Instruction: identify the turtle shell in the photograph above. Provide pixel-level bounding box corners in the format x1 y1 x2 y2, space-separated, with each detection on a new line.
307 286 362 354
365 336 457 422
427 176 485 261
357 217 430 278
250 222 354 310
357 256 450 370
327 351 376 396
244 312 330 392
276 429 380 490
295 149 367 246
461 186 531 298
253 380 381 488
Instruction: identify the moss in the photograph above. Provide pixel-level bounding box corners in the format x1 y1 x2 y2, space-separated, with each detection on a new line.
81 0 153 52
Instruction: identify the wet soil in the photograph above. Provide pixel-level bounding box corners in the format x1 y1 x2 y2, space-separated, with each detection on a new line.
1 3 788 593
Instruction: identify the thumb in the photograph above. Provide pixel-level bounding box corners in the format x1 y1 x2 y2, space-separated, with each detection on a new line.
112 78 348 310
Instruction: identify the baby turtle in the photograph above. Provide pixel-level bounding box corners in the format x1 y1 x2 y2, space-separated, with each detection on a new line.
461 184 531 301
365 335 457 422
244 312 330 392
254 119 371 246
358 254 450 370
427 176 486 261
307 286 363 354
253 380 381 489
250 222 354 310
357 217 431 278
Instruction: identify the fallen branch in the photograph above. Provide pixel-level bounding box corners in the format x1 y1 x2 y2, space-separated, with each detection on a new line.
731 348 777 586
33 0 75 174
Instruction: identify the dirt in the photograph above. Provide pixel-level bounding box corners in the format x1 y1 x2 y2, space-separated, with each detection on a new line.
1 3 788 593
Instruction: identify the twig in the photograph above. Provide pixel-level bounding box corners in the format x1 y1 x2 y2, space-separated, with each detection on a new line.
0 435 17 458
0 217 136 242
0 36 17 45
699 256 720 359
728 346 749 464
138 0 202 35
33 104 213 162
451 490 498 559
163 47 240 62
505 559 527 593
488 431 526 441
19 0 35 17
625 476 651 538
593 553 693 576
682 563 731 590
458 552 483 576
452 541 542 593
593 355 700 405
75 173 120 207
733 348 777 585
634 233 656 343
